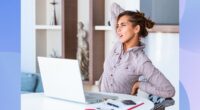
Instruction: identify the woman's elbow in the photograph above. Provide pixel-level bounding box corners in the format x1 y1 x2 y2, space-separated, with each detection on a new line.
165 86 175 98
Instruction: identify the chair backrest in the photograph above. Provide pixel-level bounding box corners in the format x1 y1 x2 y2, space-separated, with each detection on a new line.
148 94 175 110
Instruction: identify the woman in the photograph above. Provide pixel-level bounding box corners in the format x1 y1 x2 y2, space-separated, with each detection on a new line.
99 3 175 98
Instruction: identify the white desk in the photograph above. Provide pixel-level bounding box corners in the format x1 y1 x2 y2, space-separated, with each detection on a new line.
21 93 154 110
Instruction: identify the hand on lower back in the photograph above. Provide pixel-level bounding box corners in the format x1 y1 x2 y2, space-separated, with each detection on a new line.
131 81 140 95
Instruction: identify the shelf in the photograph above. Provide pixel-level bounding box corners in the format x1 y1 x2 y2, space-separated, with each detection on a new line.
148 25 179 33
95 25 179 33
95 25 112 30
35 25 62 30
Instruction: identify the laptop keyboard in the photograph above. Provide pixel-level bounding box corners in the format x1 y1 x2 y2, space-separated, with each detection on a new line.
85 92 118 101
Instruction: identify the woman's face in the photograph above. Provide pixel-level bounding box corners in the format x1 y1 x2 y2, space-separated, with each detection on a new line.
116 15 138 43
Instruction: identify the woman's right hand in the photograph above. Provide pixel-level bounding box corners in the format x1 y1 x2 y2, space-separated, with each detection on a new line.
131 81 140 95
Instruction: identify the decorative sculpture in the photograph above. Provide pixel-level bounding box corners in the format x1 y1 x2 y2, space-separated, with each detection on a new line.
50 49 60 58
77 22 89 80
50 0 58 25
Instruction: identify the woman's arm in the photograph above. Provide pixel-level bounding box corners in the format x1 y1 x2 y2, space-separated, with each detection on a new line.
111 3 125 30
138 61 175 98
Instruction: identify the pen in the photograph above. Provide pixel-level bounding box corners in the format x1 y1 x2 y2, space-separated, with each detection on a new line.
84 108 96 110
107 102 119 108
127 102 144 110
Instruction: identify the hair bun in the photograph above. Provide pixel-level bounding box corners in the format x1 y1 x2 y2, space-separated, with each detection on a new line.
135 11 155 29
145 18 155 29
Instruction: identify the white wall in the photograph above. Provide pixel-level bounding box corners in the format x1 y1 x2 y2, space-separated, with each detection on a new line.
21 0 36 73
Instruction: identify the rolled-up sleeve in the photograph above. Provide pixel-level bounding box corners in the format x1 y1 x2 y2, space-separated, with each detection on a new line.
139 61 175 98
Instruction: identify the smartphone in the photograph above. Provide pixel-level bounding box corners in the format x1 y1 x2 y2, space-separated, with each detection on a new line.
121 100 136 105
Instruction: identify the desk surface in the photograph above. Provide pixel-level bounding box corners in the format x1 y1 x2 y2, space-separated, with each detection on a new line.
21 93 154 110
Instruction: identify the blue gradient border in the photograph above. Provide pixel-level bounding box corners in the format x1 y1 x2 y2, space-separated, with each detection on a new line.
0 0 20 110
180 0 200 110
0 0 199 110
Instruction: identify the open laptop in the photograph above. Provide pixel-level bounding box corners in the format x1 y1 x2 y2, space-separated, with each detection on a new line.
37 57 118 104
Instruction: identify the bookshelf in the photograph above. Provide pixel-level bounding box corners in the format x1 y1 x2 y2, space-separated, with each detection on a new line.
35 0 62 72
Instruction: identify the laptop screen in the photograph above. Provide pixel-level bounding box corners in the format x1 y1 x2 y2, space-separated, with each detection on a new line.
38 57 86 103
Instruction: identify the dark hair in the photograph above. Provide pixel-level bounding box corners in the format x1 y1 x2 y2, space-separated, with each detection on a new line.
117 10 155 37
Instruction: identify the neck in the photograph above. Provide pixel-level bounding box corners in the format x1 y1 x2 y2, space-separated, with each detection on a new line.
123 35 140 52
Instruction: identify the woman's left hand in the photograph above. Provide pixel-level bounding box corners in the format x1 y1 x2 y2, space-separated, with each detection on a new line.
131 81 140 95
